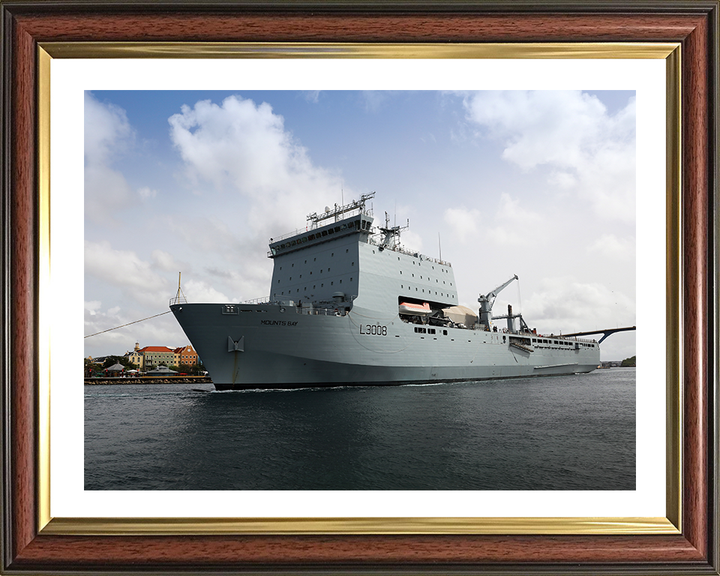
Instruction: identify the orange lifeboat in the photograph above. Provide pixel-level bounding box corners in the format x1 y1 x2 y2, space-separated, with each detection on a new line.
398 302 432 316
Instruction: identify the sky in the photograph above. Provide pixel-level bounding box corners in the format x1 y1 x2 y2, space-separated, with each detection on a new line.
84 89 636 361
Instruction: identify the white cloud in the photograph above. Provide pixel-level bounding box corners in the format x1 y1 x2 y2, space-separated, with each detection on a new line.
360 91 391 112
588 234 635 261
151 249 181 273
84 163 135 224
85 91 134 166
444 194 543 247
183 279 230 303
443 207 481 242
495 192 540 224
399 230 424 254
84 92 139 223
523 277 635 334
548 170 577 190
138 186 157 199
462 90 635 222
84 300 102 315
85 240 169 305
486 192 542 245
168 95 346 236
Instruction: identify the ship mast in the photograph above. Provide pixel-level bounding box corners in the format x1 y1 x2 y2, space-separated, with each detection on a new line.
306 191 375 229
377 211 409 251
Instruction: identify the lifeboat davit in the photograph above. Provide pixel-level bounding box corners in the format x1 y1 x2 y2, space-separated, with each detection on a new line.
399 302 432 316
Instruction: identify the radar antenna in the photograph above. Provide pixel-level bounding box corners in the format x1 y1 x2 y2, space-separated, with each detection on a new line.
378 211 409 251
306 191 375 229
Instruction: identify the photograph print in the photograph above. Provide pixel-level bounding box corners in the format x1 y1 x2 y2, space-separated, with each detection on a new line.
84 89 636 491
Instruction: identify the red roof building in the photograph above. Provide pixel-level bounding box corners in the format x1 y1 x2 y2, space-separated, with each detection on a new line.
137 345 176 368
173 345 199 366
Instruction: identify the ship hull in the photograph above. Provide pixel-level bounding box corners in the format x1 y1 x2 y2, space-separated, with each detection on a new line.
171 302 600 390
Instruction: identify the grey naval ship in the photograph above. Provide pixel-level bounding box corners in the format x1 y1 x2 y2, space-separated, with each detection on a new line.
170 193 601 390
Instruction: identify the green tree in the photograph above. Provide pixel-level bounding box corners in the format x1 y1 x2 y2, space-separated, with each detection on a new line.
179 362 207 375
84 358 103 377
621 355 636 367
102 356 134 369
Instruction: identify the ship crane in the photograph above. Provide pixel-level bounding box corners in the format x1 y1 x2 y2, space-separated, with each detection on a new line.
492 304 530 334
478 274 518 330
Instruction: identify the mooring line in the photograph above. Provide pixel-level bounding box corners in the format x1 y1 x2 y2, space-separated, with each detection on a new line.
84 310 171 338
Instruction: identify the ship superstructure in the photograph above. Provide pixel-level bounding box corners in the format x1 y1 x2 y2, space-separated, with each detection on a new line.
170 193 601 390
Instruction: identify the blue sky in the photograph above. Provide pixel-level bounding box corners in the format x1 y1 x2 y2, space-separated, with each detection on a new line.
84 89 636 360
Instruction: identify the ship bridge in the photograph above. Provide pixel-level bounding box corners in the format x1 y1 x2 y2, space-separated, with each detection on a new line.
268 194 378 305
268 193 375 259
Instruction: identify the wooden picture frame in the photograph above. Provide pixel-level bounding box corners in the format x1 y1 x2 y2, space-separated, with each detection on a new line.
2 1 717 573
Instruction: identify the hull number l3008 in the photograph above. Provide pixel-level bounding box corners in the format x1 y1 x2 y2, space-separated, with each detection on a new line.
360 324 388 336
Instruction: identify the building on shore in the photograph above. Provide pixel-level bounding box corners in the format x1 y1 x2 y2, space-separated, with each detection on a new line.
173 345 199 366
92 343 202 372
137 345 176 369
125 343 145 369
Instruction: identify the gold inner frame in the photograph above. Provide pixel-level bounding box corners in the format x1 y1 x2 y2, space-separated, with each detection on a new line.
37 42 682 536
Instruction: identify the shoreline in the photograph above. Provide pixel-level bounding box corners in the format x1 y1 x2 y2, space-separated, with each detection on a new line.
85 376 212 385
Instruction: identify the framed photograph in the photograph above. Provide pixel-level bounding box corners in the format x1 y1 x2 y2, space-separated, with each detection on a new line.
2 1 717 573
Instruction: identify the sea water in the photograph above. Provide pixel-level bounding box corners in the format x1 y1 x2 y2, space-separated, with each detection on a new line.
84 369 635 490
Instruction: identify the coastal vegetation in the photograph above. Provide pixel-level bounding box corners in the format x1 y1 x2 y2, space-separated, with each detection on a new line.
621 356 636 367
